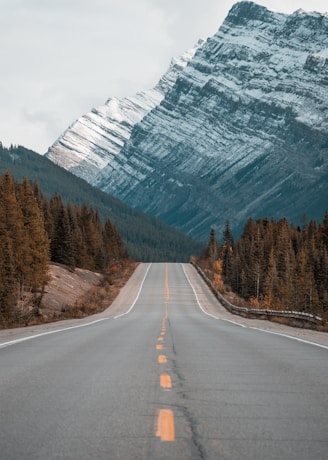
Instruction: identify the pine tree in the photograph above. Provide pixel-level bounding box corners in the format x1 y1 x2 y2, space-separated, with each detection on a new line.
263 247 279 308
49 195 75 267
199 213 328 315
79 204 100 270
0 173 15 320
103 220 125 266
322 212 328 249
317 246 328 312
0 230 17 322
0 171 25 299
67 204 83 268
205 228 220 265
275 218 296 309
16 177 50 311
222 219 234 279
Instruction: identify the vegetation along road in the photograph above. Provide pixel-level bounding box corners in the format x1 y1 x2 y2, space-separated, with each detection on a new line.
1 263 328 459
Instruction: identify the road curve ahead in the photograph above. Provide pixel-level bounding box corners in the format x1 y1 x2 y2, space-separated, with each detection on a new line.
0 263 328 459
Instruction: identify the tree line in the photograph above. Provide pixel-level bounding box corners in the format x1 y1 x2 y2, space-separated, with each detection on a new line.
0 171 127 325
0 143 203 262
200 216 328 317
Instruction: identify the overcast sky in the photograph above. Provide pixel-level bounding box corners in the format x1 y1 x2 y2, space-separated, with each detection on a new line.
1 0 327 154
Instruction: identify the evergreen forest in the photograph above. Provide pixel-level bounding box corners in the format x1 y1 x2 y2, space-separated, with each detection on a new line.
0 143 203 262
200 217 328 320
0 171 126 326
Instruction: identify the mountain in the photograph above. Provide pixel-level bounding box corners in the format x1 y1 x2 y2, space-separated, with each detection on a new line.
46 41 203 182
0 144 203 261
47 2 328 241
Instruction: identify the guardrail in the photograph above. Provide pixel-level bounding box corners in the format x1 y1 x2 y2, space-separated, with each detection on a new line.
191 261 322 327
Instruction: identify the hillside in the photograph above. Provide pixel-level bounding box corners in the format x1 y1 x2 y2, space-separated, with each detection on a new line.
0 143 203 261
45 2 328 241
46 41 202 182
94 2 328 240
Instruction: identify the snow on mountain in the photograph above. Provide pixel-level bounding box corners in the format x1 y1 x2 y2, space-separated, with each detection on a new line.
46 41 203 182
93 1 328 240
46 2 328 242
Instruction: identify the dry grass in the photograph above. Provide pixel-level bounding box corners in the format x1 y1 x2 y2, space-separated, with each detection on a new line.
2 259 138 328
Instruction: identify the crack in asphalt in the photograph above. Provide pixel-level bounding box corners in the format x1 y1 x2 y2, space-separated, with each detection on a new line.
169 350 207 459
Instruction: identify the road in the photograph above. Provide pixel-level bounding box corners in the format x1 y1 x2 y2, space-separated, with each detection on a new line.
0 263 328 459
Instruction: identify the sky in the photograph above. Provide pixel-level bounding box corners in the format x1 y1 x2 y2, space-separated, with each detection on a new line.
1 0 327 154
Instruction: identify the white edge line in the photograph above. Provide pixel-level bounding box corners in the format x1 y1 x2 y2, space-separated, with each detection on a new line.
219 318 247 328
0 263 152 349
181 264 246 327
249 327 328 350
0 318 108 349
183 265 327 349
114 263 152 319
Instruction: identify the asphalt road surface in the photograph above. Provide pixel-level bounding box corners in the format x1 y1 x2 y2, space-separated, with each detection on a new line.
0 263 328 459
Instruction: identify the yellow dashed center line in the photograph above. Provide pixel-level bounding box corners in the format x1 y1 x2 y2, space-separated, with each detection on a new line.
155 265 175 443
156 409 175 442
160 373 172 389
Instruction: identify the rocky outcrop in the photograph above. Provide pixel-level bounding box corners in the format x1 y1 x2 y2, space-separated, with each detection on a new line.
46 42 202 182
94 2 328 240
47 2 328 241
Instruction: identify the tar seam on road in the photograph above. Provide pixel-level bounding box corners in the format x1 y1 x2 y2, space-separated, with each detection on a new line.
155 263 175 442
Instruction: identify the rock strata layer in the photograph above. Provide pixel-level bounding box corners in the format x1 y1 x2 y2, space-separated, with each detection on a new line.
47 2 328 240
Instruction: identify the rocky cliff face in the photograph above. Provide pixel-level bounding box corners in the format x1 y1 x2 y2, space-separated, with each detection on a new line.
93 2 328 240
46 42 202 182
47 2 328 241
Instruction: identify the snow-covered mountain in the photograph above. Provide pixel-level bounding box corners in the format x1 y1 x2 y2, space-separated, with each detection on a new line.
46 41 203 182
47 2 328 241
